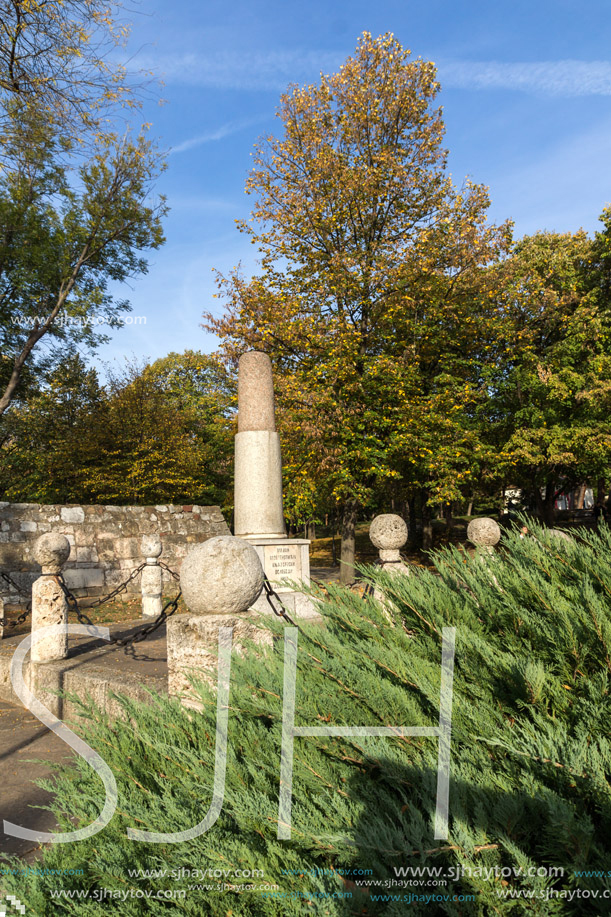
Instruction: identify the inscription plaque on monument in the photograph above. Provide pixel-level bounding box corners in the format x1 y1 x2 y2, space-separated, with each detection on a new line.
264 543 301 582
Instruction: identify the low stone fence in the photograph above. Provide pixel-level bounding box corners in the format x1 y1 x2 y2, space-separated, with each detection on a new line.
0 503 229 606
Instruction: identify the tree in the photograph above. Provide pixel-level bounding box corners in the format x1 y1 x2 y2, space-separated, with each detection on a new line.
0 0 166 419
0 0 145 155
205 32 511 578
0 118 167 417
482 226 611 523
0 352 104 501
84 356 234 507
0 352 235 507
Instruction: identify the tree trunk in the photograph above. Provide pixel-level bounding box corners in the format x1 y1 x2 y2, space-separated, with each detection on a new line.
597 477 606 503
542 481 556 527
407 495 417 547
444 502 453 528
467 499 474 517
574 483 586 510
421 491 433 552
340 501 358 585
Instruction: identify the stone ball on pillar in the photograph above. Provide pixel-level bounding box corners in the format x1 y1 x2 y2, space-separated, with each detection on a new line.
34 533 71 573
369 515 408 551
180 536 265 615
142 534 162 560
467 518 501 548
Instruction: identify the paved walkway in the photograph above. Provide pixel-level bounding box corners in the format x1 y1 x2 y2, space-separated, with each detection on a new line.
0 569 340 863
0 699 74 861
0 619 170 862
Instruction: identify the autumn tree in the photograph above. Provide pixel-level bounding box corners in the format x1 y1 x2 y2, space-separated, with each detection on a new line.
0 352 104 501
205 32 511 578
0 352 235 507
482 223 611 523
0 0 145 155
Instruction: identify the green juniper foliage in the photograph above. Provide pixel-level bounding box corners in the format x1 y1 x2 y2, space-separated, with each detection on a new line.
2 521 611 915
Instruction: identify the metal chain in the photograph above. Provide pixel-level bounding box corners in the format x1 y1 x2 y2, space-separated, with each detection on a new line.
262 574 299 627
0 605 31 629
158 561 181 581
111 591 182 647
1 561 181 637
0 572 32 629
1 571 28 596
86 562 148 608
53 572 181 649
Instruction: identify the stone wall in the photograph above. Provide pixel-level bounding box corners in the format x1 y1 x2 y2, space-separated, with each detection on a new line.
0 503 229 607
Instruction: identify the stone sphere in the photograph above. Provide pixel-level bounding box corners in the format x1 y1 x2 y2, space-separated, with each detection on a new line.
34 533 71 572
180 536 264 615
467 518 501 547
549 528 573 542
141 534 162 558
369 514 408 550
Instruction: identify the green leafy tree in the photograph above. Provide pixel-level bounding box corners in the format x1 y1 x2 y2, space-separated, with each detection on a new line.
0 0 167 418
77 356 233 507
0 352 104 501
0 119 166 417
0 352 234 507
483 226 611 523
204 32 511 578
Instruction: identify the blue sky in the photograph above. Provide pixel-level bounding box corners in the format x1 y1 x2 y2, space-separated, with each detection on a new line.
94 0 611 371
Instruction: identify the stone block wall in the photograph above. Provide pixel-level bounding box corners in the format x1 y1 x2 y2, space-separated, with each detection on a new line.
0 503 229 607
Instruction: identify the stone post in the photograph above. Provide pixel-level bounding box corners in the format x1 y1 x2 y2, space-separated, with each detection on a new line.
368 514 410 606
141 534 163 619
31 534 71 663
234 351 286 539
167 536 272 709
467 518 501 556
370 514 410 572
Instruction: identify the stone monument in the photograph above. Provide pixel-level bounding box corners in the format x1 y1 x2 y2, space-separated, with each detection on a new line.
370 514 410 572
368 514 410 608
234 351 318 620
167 535 273 708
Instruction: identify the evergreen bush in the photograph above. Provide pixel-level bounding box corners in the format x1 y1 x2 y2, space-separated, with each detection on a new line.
2 521 611 915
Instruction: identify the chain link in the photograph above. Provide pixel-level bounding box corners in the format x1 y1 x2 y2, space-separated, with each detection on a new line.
0 571 32 629
86 562 148 608
51 572 182 650
158 561 181 581
262 575 299 627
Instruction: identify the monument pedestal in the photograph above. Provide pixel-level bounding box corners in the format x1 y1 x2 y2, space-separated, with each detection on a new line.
245 538 320 620
167 610 274 709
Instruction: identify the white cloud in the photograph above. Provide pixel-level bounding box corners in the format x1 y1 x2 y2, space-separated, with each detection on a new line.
144 49 611 98
138 49 344 91
171 117 263 154
439 59 611 97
